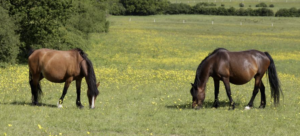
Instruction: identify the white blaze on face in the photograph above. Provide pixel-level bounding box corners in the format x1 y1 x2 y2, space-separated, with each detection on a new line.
91 96 95 109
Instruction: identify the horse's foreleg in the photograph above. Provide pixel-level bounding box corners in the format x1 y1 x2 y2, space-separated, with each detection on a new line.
57 78 72 108
222 77 235 110
76 78 84 108
212 78 220 108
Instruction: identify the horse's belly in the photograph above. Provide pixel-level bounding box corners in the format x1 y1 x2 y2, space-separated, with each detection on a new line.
42 69 68 83
229 77 252 85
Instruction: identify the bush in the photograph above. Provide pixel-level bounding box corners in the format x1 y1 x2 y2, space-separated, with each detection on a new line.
256 2 267 7
120 0 169 15
269 4 274 8
0 6 20 65
275 8 300 17
239 3 244 8
166 3 192 14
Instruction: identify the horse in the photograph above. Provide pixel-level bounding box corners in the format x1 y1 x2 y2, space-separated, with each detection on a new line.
190 48 282 110
28 48 100 109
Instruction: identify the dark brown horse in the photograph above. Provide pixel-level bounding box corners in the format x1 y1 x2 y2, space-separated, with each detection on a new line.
28 48 99 108
190 48 282 110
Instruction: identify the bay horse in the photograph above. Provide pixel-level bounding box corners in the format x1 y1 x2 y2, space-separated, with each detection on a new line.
190 48 282 110
28 48 100 109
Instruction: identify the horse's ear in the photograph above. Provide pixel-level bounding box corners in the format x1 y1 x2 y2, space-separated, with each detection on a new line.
96 82 100 87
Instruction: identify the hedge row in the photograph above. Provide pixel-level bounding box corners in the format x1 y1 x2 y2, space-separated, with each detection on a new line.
166 3 274 16
275 7 300 17
110 1 299 17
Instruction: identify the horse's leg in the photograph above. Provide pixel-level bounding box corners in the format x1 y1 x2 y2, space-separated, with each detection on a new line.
222 77 235 110
57 77 73 108
76 78 84 108
30 73 40 105
245 76 261 110
259 81 266 108
212 77 220 108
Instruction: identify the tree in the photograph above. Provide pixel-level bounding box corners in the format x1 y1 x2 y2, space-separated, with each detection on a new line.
0 6 20 65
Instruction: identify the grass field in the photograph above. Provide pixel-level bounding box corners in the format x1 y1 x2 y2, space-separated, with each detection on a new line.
1 15 300 135
169 0 300 12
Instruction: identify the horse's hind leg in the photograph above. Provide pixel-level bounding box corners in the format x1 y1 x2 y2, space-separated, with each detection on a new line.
245 76 262 110
57 77 72 108
29 73 40 105
259 82 266 108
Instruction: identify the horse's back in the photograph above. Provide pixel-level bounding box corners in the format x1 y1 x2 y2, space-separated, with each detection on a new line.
28 48 83 82
211 49 270 84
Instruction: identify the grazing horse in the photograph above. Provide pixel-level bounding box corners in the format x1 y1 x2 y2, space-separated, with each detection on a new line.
28 48 100 108
190 48 282 110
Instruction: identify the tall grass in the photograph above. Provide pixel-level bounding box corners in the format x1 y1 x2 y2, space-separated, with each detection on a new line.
1 15 300 135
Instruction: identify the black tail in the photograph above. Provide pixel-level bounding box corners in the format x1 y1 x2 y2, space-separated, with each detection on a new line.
265 52 283 106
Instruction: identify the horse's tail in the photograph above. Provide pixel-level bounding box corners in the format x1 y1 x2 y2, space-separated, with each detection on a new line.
265 52 283 106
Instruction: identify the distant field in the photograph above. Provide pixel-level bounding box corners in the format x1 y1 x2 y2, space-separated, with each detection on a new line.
169 0 300 12
1 15 300 135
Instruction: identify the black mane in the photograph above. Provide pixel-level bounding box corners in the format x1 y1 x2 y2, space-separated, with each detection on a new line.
193 48 227 86
75 48 99 96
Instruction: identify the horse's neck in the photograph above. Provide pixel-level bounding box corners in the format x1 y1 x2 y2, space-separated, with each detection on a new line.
195 62 212 89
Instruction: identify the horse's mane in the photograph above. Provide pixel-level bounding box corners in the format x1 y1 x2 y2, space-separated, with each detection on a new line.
194 48 227 86
75 48 99 96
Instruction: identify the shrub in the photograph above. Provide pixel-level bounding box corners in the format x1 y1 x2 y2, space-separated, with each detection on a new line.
120 0 169 15
166 3 191 14
256 2 267 7
239 3 244 8
269 4 274 8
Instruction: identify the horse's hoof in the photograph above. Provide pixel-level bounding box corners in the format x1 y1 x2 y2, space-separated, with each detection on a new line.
57 102 63 108
77 105 84 109
32 102 38 106
259 105 265 109
194 106 202 110
245 106 251 110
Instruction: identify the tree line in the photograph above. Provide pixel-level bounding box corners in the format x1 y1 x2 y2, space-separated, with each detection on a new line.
0 0 109 66
109 0 300 17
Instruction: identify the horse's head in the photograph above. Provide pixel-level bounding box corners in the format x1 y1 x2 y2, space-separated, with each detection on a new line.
190 83 205 110
87 82 100 109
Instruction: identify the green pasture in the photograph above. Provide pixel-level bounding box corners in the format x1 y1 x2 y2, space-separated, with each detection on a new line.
1 15 300 135
169 0 300 12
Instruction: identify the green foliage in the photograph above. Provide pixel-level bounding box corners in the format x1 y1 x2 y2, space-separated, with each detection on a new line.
275 7 300 17
68 0 108 34
0 6 19 65
239 3 245 8
109 2 126 15
120 0 169 15
0 0 109 63
165 3 192 14
7 0 72 49
256 2 268 8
